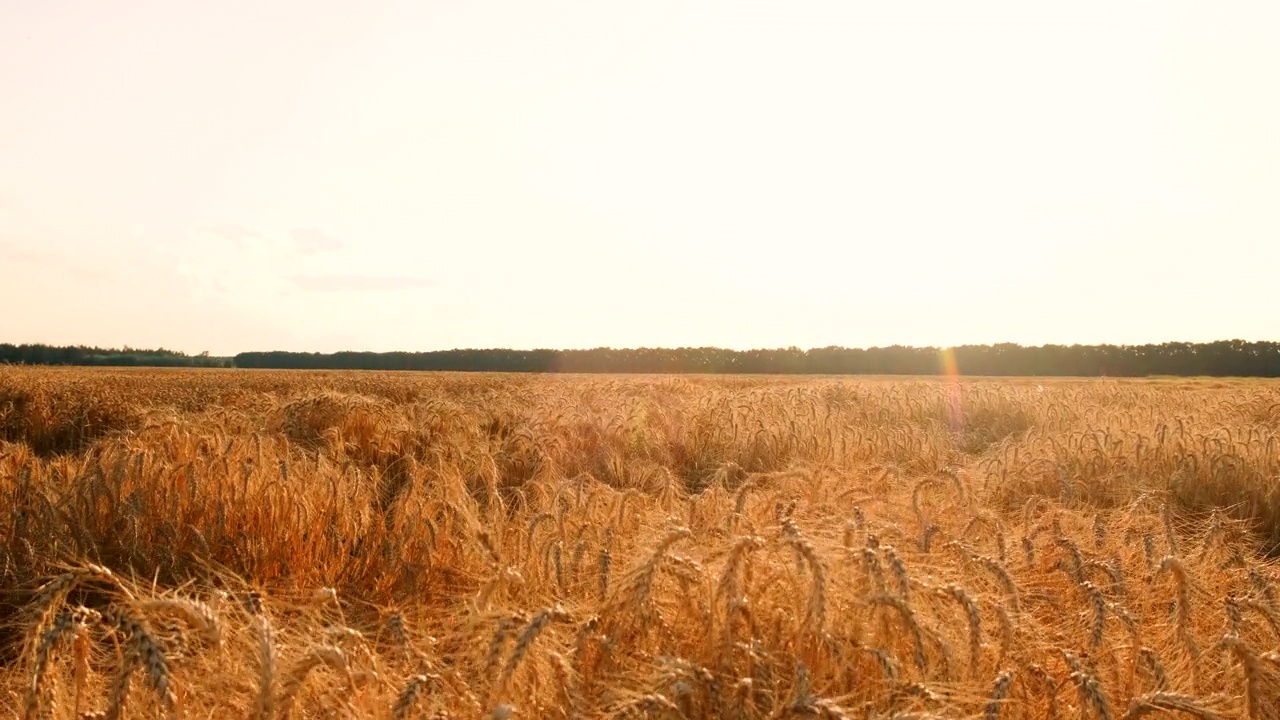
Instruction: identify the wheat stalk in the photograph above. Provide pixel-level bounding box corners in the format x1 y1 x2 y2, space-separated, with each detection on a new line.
499 606 571 691
1064 651 1113 720
985 670 1014 720
1081 580 1107 650
24 607 87 720
884 546 911 600
103 606 174 720
973 554 1019 611
782 520 827 638
1123 692 1224 720
392 674 434 719
138 598 222 648
939 584 982 672
252 614 276 720
1218 634 1276 720
28 565 127 665
1157 556 1200 664
1131 647 1167 694
276 644 352 720
869 594 927 673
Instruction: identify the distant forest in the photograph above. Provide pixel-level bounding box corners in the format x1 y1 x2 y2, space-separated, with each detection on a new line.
0 344 231 368
5 341 1276 376
232 342 1280 376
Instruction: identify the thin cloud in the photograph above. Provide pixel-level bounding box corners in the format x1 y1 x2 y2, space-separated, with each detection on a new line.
0 240 108 282
199 225 262 248
292 274 436 292
291 228 344 255
0 239 52 263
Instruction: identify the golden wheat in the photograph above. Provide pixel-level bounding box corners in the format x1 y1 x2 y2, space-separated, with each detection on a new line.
3 368 1280 718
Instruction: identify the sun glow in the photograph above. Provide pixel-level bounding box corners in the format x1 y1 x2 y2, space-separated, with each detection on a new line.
941 347 964 432
2 2 1279 352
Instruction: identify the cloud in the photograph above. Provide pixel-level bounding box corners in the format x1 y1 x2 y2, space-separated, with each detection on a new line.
192 225 342 255
291 274 436 292
291 228 344 255
0 239 52 263
199 224 262 247
0 240 111 282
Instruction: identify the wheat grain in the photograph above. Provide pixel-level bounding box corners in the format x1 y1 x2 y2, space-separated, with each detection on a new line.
939 584 982 672
1064 650 1114 720
1157 556 1200 663
500 606 571 690
138 598 221 647
869 595 927 673
984 670 1014 720
393 674 433 719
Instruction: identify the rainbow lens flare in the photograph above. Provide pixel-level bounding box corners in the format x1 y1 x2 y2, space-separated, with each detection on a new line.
940 347 963 432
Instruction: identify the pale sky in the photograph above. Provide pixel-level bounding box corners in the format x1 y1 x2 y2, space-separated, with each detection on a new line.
2 1 1278 355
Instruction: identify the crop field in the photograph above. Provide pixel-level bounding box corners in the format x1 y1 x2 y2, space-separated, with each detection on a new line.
3 367 1280 719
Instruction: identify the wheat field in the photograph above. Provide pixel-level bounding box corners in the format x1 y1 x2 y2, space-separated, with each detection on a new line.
3 367 1280 719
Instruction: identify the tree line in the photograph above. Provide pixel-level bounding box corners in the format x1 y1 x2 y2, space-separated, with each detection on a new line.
5 340 1279 376
232 341 1280 376
0 344 231 367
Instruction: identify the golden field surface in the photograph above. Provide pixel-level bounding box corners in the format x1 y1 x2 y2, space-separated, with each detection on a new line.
3 367 1280 719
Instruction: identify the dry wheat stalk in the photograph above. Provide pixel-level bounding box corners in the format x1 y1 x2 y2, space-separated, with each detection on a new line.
1055 538 1086 584
25 606 97 720
1225 595 1244 636
276 644 352 720
1242 597 1280 640
138 598 221 648
985 670 1014 720
252 614 276 720
1081 580 1107 649
1218 634 1276 720
484 614 525 682
103 606 174 720
1026 663 1060 720
393 674 434 719
1138 647 1168 690
500 606 572 690
614 693 680 717
1157 556 1200 664
869 594 928 673
27 565 127 666
1064 651 1113 720
1163 504 1180 557
939 585 982 672
548 651 578 719
862 547 887 594
604 526 691 626
71 614 92 720
973 554 1019 611
1123 692 1224 720
782 520 827 637
884 546 911 601
598 539 612 600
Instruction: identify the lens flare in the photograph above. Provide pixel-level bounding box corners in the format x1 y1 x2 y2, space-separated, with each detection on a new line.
939 347 959 379
940 348 963 432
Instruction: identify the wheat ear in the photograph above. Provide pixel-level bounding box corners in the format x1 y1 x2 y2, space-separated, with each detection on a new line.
276 644 352 720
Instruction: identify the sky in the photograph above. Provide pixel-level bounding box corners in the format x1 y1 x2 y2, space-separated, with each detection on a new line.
2 1 1278 355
